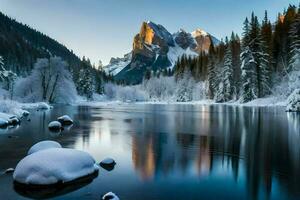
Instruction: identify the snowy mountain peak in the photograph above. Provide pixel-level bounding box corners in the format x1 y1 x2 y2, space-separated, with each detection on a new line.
105 21 220 83
191 28 208 37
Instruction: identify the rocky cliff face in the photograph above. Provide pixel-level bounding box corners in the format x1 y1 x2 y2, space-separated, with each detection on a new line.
105 21 219 83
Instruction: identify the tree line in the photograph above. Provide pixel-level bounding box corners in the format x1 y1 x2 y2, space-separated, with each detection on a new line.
173 5 300 103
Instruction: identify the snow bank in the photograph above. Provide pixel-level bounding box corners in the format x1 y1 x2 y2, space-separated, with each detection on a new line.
27 141 62 155
13 148 99 185
57 115 73 125
21 102 51 110
286 89 300 112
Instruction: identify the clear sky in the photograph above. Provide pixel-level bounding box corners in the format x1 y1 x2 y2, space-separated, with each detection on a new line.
0 0 298 65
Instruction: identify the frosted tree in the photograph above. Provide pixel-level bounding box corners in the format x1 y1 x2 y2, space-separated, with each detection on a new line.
240 47 257 102
77 68 94 99
0 56 17 99
216 38 235 102
207 45 218 99
175 70 195 102
288 13 300 72
258 41 271 97
14 57 77 103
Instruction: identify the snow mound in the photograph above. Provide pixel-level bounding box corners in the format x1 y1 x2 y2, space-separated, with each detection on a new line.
286 89 300 112
102 192 120 200
57 115 73 125
27 141 62 155
21 102 51 110
48 121 62 131
13 148 99 185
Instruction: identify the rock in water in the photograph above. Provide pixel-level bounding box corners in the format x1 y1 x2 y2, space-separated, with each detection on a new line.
100 158 116 171
8 116 20 126
13 148 99 185
27 140 62 155
0 118 8 128
286 89 300 112
48 121 62 131
57 115 73 125
5 168 14 174
22 111 30 117
102 192 120 200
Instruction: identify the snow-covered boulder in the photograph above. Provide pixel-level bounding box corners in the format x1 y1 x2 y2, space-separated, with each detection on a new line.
27 141 62 155
8 116 20 126
5 168 14 174
0 118 8 128
48 121 62 131
286 89 300 112
22 111 30 117
57 115 73 125
13 148 99 185
102 192 120 200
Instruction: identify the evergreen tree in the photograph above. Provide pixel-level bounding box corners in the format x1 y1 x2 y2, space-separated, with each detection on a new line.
77 68 94 99
240 17 257 102
216 37 235 102
288 12 300 71
207 44 218 99
0 55 17 99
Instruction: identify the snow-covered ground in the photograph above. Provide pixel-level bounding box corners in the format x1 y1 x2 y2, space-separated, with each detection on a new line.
75 96 287 108
0 100 51 128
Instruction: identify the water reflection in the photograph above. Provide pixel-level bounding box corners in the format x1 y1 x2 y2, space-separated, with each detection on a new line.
0 104 299 200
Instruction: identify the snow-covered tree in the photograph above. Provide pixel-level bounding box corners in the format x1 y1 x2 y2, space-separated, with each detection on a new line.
175 70 195 102
0 56 17 99
206 45 218 99
77 68 94 99
240 47 257 103
216 38 235 102
14 57 77 103
288 13 300 72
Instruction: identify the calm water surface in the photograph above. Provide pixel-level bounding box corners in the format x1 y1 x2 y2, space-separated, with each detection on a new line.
0 104 299 200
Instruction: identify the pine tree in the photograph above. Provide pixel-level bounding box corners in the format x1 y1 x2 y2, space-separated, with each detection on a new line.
0 55 17 99
216 37 235 102
240 17 257 102
77 68 94 99
288 12 300 72
207 45 218 99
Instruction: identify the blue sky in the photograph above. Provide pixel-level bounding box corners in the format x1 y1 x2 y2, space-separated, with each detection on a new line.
0 0 298 65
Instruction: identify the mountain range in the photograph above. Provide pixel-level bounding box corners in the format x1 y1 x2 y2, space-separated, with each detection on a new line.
104 21 220 84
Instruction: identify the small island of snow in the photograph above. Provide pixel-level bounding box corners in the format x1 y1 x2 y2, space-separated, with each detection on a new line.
13 148 99 185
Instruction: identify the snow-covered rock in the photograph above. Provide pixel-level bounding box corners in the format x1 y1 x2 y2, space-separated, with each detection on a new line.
100 158 116 166
286 89 300 112
22 110 30 117
48 121 62 131
0 118 8 128
8 116 20 126
21 102 51 110
13 148 99 185
57 115 73 125
102 192 120 200
27 140 62 155
5 168 14 174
